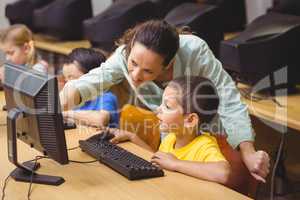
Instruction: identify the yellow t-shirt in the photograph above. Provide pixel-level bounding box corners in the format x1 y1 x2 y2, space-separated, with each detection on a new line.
159 133 227 162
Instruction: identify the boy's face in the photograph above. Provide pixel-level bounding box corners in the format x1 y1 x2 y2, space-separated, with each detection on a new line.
2 42 28 65
62 62 84 82
156 86 185 134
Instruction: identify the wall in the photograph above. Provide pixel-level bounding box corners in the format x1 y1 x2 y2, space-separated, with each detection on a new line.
0 0 11 28
91 0 112 16
245 0 274 23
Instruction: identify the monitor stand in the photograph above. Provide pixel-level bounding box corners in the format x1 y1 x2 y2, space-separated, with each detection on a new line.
7 108 65 186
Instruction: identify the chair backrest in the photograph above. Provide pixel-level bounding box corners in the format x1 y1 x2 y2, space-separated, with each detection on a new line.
215 135 258 197
119 104 160 150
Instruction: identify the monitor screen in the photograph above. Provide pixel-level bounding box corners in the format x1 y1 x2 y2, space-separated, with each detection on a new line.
3 63 68 165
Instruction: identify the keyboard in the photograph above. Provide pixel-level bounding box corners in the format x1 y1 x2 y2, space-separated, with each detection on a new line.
79 133 164 180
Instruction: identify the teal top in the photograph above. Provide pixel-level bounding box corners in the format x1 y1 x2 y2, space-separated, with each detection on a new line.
66 34 254 148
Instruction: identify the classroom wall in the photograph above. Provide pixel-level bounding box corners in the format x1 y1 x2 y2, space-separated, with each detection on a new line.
91 0 112 16
245 0 274 23
0 0 11 28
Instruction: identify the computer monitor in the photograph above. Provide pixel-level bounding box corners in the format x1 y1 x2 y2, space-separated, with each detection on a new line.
219 12 300 92
3 63 69 186
83 0 158 52
33 0 92 40
5 0 54 32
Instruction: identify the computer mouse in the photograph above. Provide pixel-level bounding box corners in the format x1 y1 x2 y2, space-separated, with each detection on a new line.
63 120 77 130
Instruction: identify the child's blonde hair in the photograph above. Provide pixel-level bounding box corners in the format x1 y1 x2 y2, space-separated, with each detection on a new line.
0 24 36 66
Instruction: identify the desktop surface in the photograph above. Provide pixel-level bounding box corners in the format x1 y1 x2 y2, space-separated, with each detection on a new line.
0 89 251 200
238 83 300 131
0 125 252 200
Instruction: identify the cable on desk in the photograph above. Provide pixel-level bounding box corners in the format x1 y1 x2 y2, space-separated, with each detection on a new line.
27 156 48 200
27 158 39 200
1 174 10 200
239 87 284 107
26 156 50 163
1 155 48 200
69 159 98 164
67 146 79 151
270 132 285 200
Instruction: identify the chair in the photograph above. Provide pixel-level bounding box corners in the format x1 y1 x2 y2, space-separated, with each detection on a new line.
119 104 160 151
215 135 258 197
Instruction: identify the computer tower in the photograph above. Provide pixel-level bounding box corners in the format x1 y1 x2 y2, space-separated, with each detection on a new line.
165 2 223 57
151 0 196 18
83 0 158 52
33 0 92 40
220 13 300 89
5 0 54 32
270 0 300 16
201 0 246 32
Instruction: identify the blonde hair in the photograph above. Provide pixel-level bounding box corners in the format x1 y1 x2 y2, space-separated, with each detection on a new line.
0 24 36 66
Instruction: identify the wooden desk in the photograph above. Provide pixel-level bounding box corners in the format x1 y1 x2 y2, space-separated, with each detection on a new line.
224 32 240 40
0 90 250 200
0 127 251 200
34 34 91 55
0 91 6 125
239 84 300 132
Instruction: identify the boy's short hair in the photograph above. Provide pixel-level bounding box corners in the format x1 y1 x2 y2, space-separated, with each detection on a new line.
65 48 106 73
168 76 219 125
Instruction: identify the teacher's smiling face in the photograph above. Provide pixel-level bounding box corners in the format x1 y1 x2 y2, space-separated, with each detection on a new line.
127 42 165 87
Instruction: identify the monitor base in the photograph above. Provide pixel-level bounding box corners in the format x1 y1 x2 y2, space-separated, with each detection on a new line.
10 161 65 186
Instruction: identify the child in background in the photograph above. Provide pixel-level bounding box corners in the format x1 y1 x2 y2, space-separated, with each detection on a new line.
62 48 119 128
109 76 230 185
0 24 48 73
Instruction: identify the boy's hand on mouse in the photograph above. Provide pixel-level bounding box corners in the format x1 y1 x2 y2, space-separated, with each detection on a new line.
108 128 135 144
151 151 178 171
62 111 73 119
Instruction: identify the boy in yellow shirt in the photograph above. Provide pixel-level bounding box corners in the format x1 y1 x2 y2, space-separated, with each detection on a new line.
110 76 230 185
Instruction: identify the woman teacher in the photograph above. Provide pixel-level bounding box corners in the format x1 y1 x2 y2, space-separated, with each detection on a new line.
60 20 270 182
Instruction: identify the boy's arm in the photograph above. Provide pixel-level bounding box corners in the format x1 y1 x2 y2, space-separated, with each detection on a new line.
151 152 230 185
109 129 155 152
63 110 110 127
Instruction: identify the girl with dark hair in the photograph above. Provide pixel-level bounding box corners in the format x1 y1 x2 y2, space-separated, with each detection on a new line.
60 20 269 182
62 48 119 128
